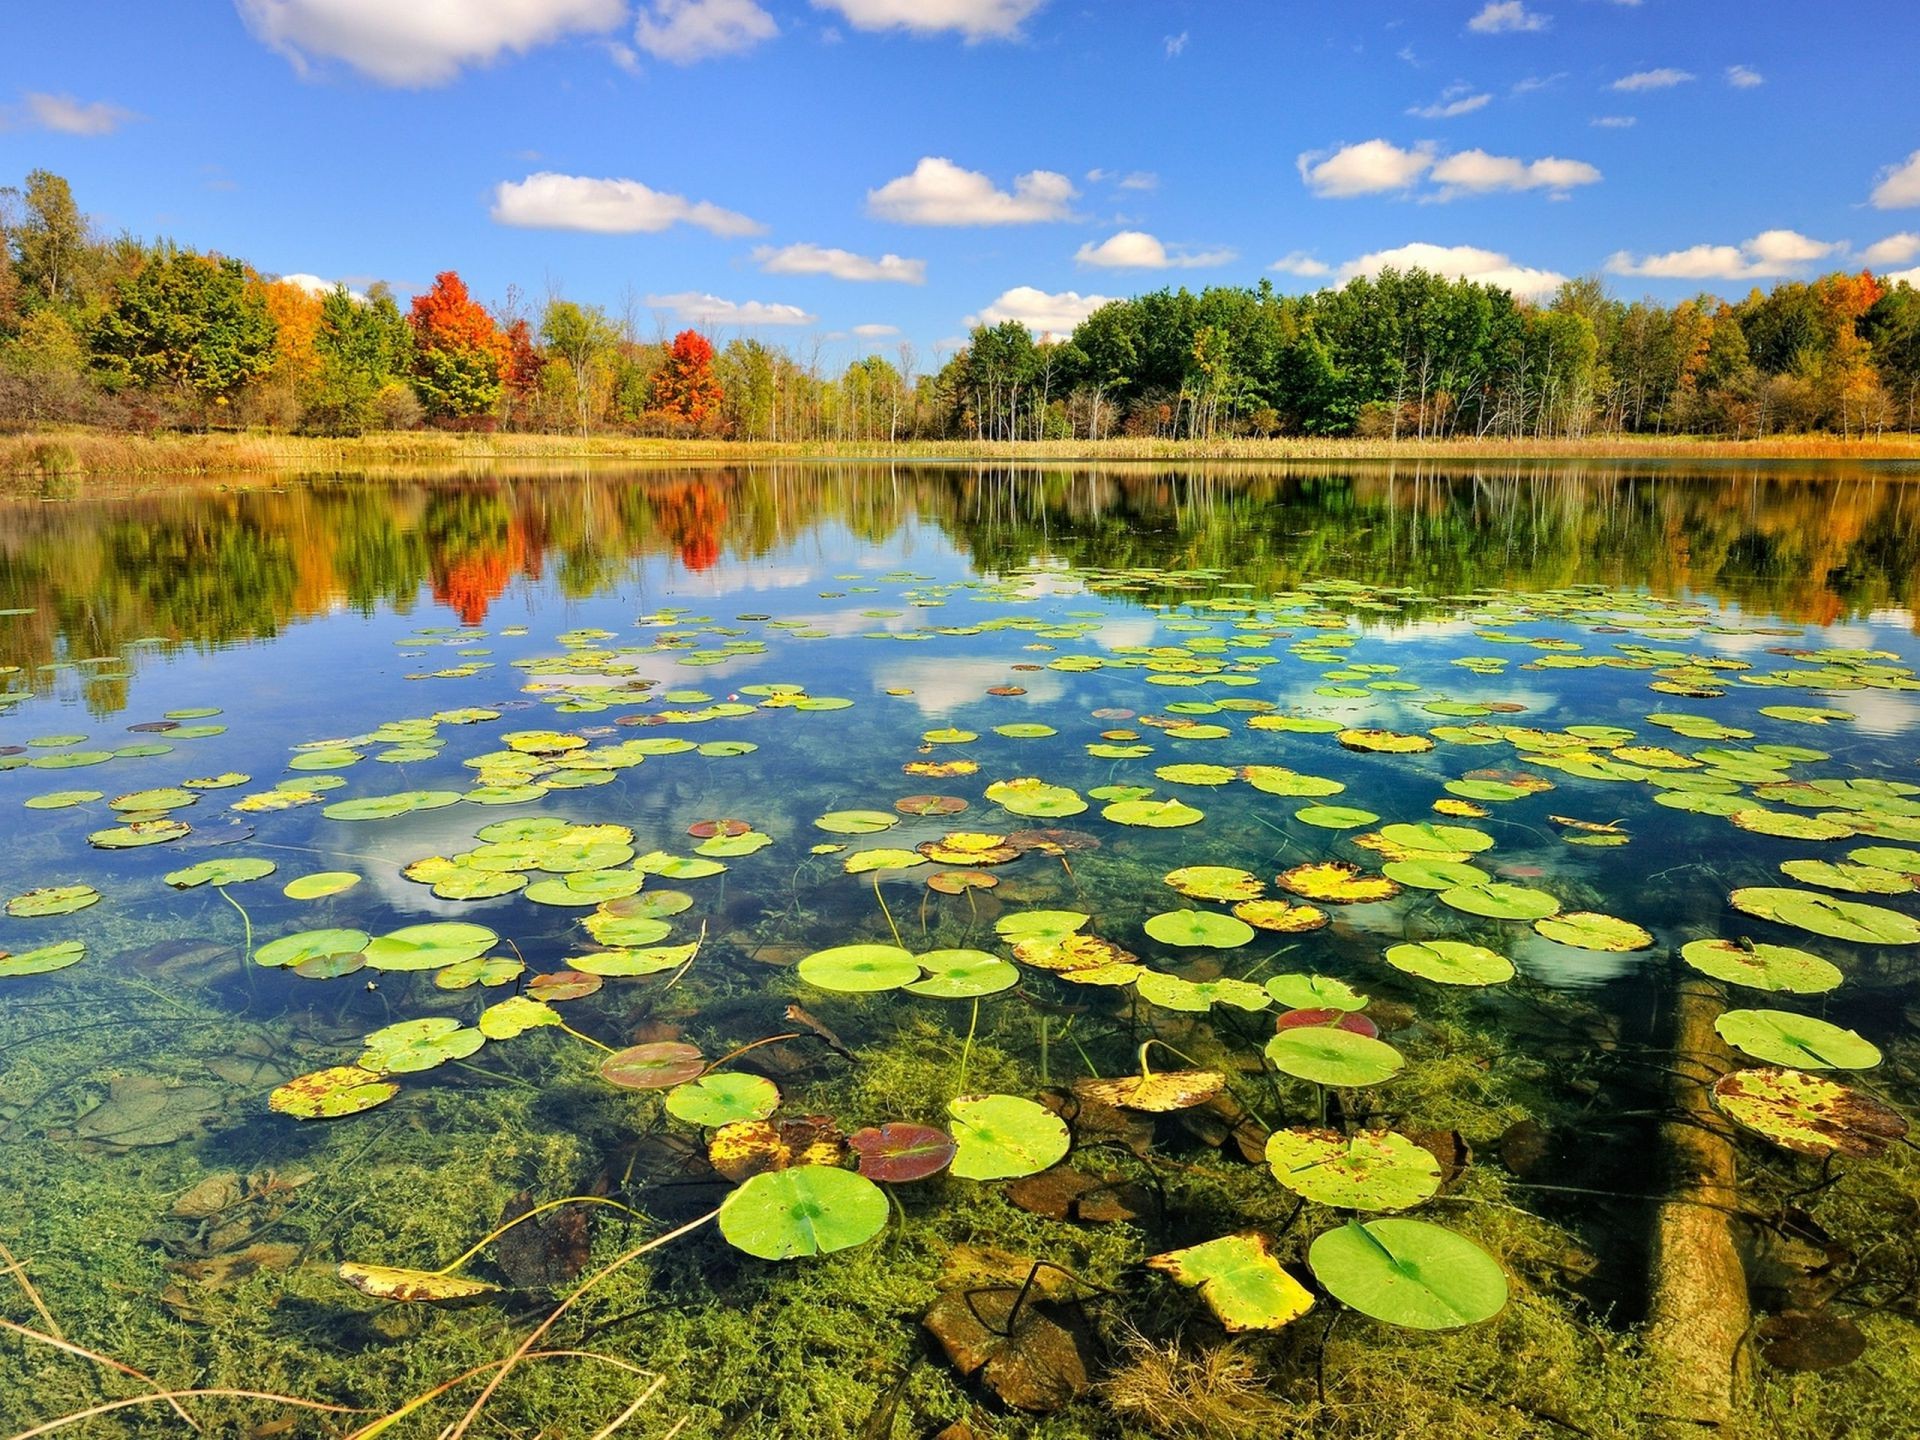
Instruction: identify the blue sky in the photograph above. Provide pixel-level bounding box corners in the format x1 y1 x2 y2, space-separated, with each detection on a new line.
4 0 1919 361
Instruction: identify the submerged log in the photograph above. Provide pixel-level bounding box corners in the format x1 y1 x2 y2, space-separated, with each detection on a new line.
1645 970 1750 1432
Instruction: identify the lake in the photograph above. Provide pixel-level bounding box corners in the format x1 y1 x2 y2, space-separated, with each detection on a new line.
2 461 1917 1439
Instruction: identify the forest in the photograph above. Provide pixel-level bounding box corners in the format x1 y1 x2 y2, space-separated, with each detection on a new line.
4 167 1919 445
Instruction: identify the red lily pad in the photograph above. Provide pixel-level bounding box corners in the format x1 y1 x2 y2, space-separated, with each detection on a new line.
1275 1007 1379 1038
848 1122 958 1182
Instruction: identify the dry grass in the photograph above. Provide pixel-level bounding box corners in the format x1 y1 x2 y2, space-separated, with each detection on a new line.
3 426 1919 483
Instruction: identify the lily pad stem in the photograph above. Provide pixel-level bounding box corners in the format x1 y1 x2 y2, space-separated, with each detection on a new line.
956 998 979 1095
433 1195 649 1277
215 885 257 1006
873 874 903 949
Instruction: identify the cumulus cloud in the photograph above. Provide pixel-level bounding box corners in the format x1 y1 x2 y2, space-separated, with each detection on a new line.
1074 231 1235 270
1468 2 1549 34
867 156 1074 224
1889 267 1920 287
811 0 1045 41
1725 64 1763 88
1430 149 1601 196
1084 168 1158 191
5 91 141 135
236 0 625 85
1611 67 1694 91
1862 233 1920 267
1337 242 1567 299
1270 252 1333 277
1408 85 1492 119
852 323 901 337
633 0 777 63
1605 229 1841 279
1298 139 1434 197
645 292 816 326
753 243 925 283
1871 150 1920 210
968 286 1114 334
491 172 763 236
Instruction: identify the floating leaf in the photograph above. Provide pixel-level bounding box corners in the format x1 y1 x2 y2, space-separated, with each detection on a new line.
1266 1028 1404 1087
1779 859 1914 896
1233 899 1328 933
89 820 190 849
797 943 921 993
255 927 369 970
719 1166 889 1261
1382 859 1490 891
1135 971 1270 1012
1679 939 1842 994
708 1116 847 1181
1280 862 1400 905
984 777 1087 817
478 996 561 1040
948 1094 1070 1180
665 1073 780 1126
434 955 525 991
1438 883 1561 921
1308 1219 1507 1330
1265 1129 1442 1210
1164 865 1264 903
848 1123 957 1182
1147 1233 1314 1332
1101 798 1203 829
905 949 1020 999
1144 909 1255 949
1384 940 1513 986
268 1065 397 1120
573 944 696 976
1296 805 1379 830
815 810 899 835
284 871 361 900
995 910 1090 944
164 857 276 890
599 1042 706 1090
1076 1070 1227 1113
364 922 496 972
337 1263 499 1303
0 940 86 977
1265 974 1369 1011
359 1018 485 1075
1711 1068 1906 1157
1531 912 1653 952
1728 887 1920 945
6 885 100 918
1714 1009 1882 1070
1338 729 1434 754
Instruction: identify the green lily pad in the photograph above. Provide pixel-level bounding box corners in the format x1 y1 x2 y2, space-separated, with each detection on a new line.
796 943 921 993
1679 939 1842 994
1164 866 1264 902
1438 883 1561 921
363 922 497 972
433 955 524 990
1531 912 1654 952
983 777 1087 817
0 940 86 977
815 810 899 835
1382 859 1491 891
283 871 362 900
164 857 276 890
1728 887 1920 945
843 848 927 874
994 910 1090 944
1136 971 1271 1012
719 1166 889 1260
1714 1009 1882 1070
666 1073 781 1127
947 1094 1070 1180
23 789 103 810
1265 974 1369 1011
572 944 696 976
1378 822 1494 855
1384 940 1514 986
268 1065 398 1120
1265 1028 1404 1086
1297 805 1380 830
1102 798 1204 828
1308 1219 1508 1330
904 949 1020 999
1146 1232 1314 1331
255 927 369 969
6 885 100 918
88 820 190 849
1144 909 1256 949
1265 1129 1443 1210
358 1018 485 1075
1778 860 1915 896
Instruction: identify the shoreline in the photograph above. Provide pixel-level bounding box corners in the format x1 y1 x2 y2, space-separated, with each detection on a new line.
4 426 1920 483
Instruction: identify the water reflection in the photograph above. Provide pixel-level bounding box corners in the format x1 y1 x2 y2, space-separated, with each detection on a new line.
4 462 1919 715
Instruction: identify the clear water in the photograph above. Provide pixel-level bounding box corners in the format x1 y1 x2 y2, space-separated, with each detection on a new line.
2 462 1918 1438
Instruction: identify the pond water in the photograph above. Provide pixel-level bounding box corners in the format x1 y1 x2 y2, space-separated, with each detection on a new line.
3 462 1920 1438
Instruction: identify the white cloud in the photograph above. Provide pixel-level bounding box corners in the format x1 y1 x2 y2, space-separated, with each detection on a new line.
1725 64 1763 88
753 243 925 283
1611 67 1694 91
276 273 369 302
1271 252 1332 277
491 172 763 236
1074 231 1235 269
1298 139 1434 197
1591 115 1636 128
811 0 1045 41
1605 229 1841 280
852 323 901 337
236 0 624 85
1408 86 1492 119
867 156 1075 224
1468 2 1549 34
968 286 1114 335
1338 242 1567 299
1164 30 1189 58
645 292 816 326
1118 170 1158 191
1889 267 1920 287
7 91 140 135
1510 72 1565 94
633 0 777 63
1862 233 1920 267
1871 150 1920 210
1430 149 1602 196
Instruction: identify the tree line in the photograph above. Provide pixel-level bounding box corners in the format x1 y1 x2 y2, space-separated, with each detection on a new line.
4 168 1918 441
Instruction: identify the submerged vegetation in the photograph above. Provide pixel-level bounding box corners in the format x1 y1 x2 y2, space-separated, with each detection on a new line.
3 463 1920 1436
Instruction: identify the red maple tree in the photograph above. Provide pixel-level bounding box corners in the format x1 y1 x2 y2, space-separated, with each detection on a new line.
652 329 724 428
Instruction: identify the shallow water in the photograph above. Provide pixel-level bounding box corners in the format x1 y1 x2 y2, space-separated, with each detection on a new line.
3 462 1919 1437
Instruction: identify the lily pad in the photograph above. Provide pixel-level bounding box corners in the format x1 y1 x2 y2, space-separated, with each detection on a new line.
665 1073 781 1127
1265 1129 1442 1210
1101 798 1203 829
1308 1219 1507 1330
1280 863 1400 905
284 871 361 900
1265 974 1369 1011
1233 899 1329 933
1144 909 1255 949
1265 1028 1404 1087
359 1018 485 1074
268 1065 398 1120
1384 940 1514 986
847 1123 957 1182
1147 1233 1314 1332
0 940 86 977
1164 865 1264 903
1728 887 1920 945
905 949 1020 999
6 885 100 918
363 922 496 972
1679 939 1842 994
1439 883 1561 921
948 1094 1071 1180
164 857 276 890
1531 912 1654 952
1714 1009 1882 1070
719 1165 889 1260
255 927 369 970
599 1042 707 1090
797 943 922 993
1711 1067 1907 1157
815 810 899 835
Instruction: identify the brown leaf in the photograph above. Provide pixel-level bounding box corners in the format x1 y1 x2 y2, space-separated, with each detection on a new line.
494 1189 593 1289
923 1288 1090 1413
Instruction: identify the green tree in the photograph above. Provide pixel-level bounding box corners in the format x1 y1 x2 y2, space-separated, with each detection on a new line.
304 284 413 434
5 170 95 309
89 248 277 422
540 298 618 433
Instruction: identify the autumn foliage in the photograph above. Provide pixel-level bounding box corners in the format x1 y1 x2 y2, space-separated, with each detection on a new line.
407 271 508 425
650 329 724 430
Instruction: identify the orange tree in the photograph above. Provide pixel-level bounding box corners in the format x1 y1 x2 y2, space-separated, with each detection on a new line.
651 329 724 430
407 270 507 425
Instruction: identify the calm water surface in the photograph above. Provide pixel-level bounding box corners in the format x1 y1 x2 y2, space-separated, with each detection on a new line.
2 462 1919 1438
